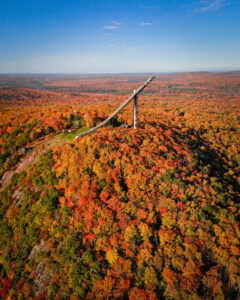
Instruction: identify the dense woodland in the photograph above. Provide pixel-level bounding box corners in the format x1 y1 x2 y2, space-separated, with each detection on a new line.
0 72 239 299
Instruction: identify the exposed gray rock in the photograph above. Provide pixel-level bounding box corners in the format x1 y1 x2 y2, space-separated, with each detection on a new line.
28 239 48 260
29 240 51 297
0 171 13 191
33 259 51 297
12 188 25 207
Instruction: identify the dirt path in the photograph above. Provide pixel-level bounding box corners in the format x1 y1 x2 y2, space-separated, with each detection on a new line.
0 135 65 192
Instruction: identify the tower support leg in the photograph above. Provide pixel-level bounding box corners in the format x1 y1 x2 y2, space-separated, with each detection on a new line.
133 96 139 129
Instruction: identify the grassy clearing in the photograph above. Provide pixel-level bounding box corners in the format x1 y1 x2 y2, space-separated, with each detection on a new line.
56 127 88 141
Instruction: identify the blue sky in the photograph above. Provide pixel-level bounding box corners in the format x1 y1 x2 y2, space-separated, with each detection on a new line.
0 0 239 73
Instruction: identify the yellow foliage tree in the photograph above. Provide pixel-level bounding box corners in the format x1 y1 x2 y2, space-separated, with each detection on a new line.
106 248 119 265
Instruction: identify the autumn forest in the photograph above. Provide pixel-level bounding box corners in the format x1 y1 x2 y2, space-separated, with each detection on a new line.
0 72 240 299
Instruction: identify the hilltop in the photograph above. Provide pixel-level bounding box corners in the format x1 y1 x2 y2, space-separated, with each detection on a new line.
0 125 239 299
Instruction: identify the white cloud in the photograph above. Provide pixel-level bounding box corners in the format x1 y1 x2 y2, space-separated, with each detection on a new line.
197 0 227 11
111 21 121 25
103 25 118 29
103 21 122 30
139 22 153 26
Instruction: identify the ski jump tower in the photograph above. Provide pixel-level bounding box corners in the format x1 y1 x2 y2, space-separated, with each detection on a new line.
75 76 155 139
